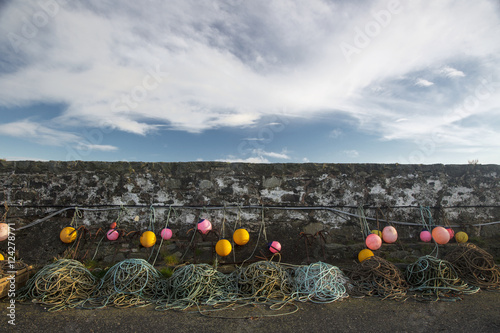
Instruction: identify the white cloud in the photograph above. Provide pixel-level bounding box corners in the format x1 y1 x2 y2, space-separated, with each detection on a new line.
329 129 342 138
76 143 119 152
415 78 434 87
439 66 465 78
217 156 270 163
343 150 359 158
252 149 291 160
0 0 499 162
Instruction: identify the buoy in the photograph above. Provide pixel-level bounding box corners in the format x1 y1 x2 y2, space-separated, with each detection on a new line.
0 223 9 241
215 239 232 256
371 229 382 237
110 222 117 229
420 230 432 242
268 241 281 253
358 249 374 262
107 229 119 241
60 227 77 244
197 219 212 235
0 253 4 260
455 231 468 243
160 228 173 240
365 233 382 250
140 231 156 248
446 228 455 240
432 226 450 245
233 228 250 246
382 226 398 243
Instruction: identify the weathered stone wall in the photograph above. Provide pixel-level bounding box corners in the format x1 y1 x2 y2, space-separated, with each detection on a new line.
1 161 499 266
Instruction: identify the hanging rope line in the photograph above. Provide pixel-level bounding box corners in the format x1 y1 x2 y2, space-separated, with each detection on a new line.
405 255 480 301
14 205 500 231
444 243 500 290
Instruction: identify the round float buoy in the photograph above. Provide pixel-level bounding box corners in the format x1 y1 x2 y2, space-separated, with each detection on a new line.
432 226 450 245
446 228 455 240
0 253 4 261
420 230 432 242
140 231 156 248
358 249 374 262
382 226 398 243
0 223 9 241
268 241 281 253
365 233 382 250
107 229 119 241
197 219 212 235
233 228 250 246
215 239 232 256
455 231 468 243
110 222 117 229
371 229 382 237
160 228 173 240
60 227 77 244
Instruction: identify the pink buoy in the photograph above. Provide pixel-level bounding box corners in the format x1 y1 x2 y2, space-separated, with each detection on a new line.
268 241 281 253
160 228 173 240
446 228 455 240
0 223 9 241
197 219 212 235
382 226 398 243
432 226 450 245
106 229 119 241
420 230 432 242
365 233 382 250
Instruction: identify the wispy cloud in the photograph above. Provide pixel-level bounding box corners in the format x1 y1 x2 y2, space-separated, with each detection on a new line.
0 0 499 162
439 66 465 78
343 150 359 158
415 78 434 87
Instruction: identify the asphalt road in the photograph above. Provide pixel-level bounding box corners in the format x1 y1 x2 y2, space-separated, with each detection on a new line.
2 291 500 332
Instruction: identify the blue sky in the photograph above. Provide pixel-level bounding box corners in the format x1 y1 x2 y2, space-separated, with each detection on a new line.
1 0 499 164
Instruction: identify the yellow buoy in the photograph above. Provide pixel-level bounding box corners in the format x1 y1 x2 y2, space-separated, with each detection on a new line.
140 231 156 248
60 227 77 244
0 253 4 260
371 229 382 237
358 249 374 263
455 231 468 243
233 228 250 246
215 239 232 257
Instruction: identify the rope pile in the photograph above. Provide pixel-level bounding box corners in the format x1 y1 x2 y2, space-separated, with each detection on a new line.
405 255 480 301
345 256 408 300
156 263 235 310
88 259 164 308
444 243 500 290
292 262 349 303
17 259 98 311
231 260 293 305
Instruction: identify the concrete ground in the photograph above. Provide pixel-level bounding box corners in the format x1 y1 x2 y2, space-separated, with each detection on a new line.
2 290 499 332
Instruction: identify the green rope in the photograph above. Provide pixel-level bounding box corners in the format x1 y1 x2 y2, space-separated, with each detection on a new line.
292 262 349 303
87 259 164 308
405 255 480 301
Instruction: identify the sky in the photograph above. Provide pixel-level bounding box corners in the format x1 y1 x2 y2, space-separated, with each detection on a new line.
0 0 499 164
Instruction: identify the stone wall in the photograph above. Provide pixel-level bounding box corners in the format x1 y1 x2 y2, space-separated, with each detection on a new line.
1 161 499 266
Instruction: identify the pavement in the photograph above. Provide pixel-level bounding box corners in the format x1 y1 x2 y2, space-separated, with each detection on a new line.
2 290 500 332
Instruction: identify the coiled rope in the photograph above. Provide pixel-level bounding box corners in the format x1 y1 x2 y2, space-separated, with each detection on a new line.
156 263 236 310
405 255 480 301
345 256 408 300
292 262 349 303
17 259 98 311
444 243 500 290
87 259 164 308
